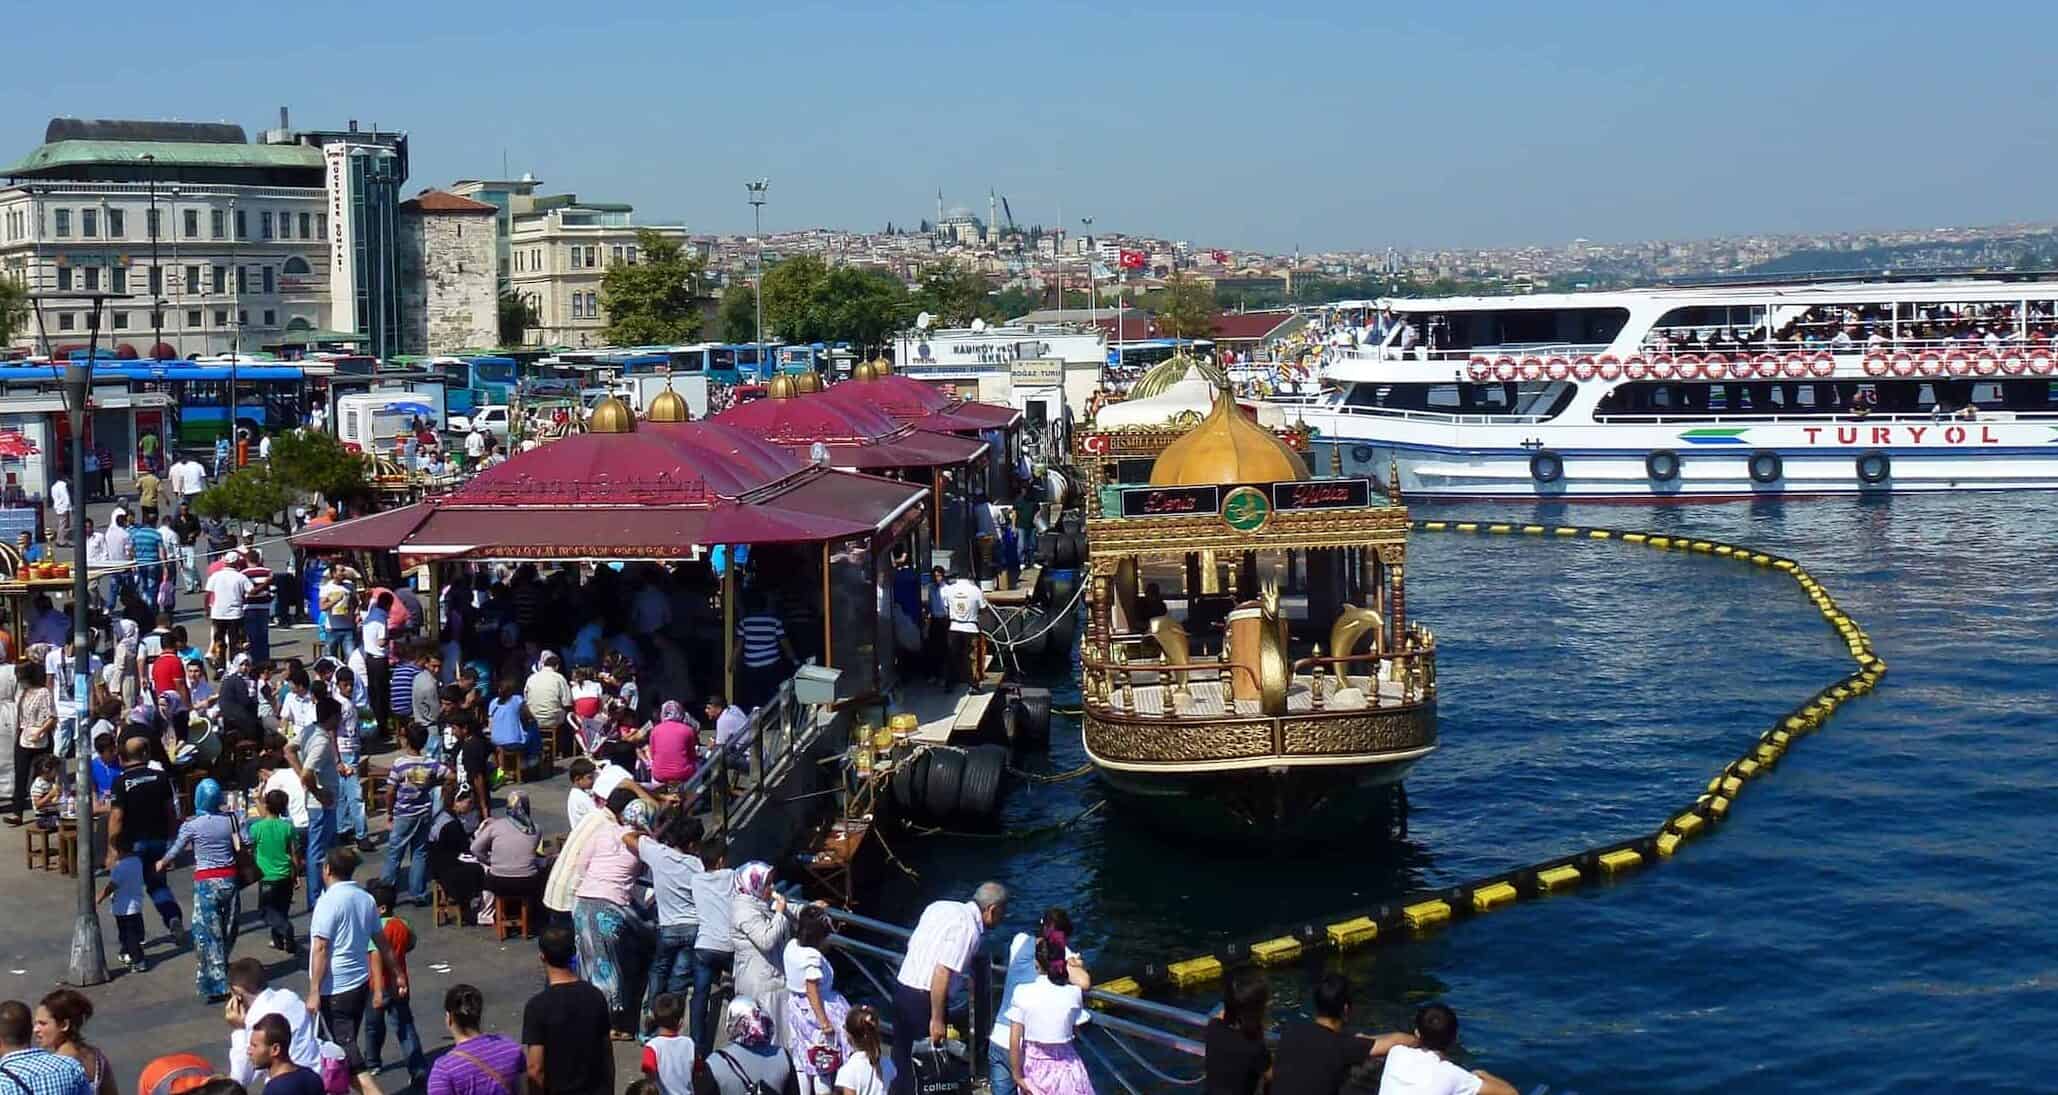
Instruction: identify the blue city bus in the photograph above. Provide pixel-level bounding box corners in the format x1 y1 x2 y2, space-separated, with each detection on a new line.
0 362 309 443
662 342 843 384
437 355 519 416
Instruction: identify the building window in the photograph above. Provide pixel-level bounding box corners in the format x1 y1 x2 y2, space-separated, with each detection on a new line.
261 309 275 326
317 213 327 239
611 245 624 265
58 313 74 331
212 265 226 293
214 309 228 327
81 208 97 238
236 266 248 294
148 266 162 295
238 309 248 326
184 209 199 238
112 311 128 330
261 211 274 239
111 266 126 293
299 212 311 238
262 266 275 294
626 246 637 265
146 208 161 239
56 267 72 291
282 255 310 275
234 209 247 239
84 267 100 291
210 210 225 239
186 309 202 327
108 209 124 237
54 209 70 237
185 264 201 294
586 248 597 269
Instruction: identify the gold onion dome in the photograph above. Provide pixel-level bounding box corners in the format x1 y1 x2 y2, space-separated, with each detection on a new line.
646 387 691 422
1129 353 1227 401
870 356 894 376
791 370 824 394
766 373 798 400
852 360 879 382
589 395 637 433
1149 385 1309 486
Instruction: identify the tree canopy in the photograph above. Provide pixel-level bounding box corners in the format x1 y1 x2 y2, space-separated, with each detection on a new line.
719 281 757 343
600 229 706 346
192 467 295 532
913 262 996 326
762 255 910 354
1154 273 1220 340
497 291 537 347
0 278 25 347
265 428 369 503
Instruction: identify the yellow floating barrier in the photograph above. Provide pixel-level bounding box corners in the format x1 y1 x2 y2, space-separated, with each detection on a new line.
1325 917 1378 949
1097 977 1141 998
1248 937 1303 966
1403 900 1453 930
1720 775 1743 796
1656 831 1683 857
1471 882 1518 912
1672 812 1706 837
1488 524 1513 534
1589 530 1613 540
1736 758 1761 779
1167 956 1224 987
1707 796 1732 819
1537 865 1582 891
1622 532 1647 543
1554 526 1578 537
1598 849 1644 874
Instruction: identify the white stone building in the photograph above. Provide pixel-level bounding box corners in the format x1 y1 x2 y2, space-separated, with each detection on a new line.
397 188 497 354
506 194 685 347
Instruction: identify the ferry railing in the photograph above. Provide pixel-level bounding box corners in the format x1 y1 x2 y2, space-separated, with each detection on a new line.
822 907 1215 1090
675 677 809 848
1593 407 2058 425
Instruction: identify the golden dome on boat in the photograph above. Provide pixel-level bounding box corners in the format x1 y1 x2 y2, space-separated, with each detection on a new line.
588 394 637 434
646 387 691 423
1148 385 1308 486
871 356 894 376
791 370 824 394
852 360 878 382
766 373 798 400
1129 353 1227 401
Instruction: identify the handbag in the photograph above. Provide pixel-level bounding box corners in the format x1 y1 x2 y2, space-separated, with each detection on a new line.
314 1018 353 1095
232 818 261 889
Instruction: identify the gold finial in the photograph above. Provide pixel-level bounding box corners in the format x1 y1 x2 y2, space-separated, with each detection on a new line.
852 360 878 382
870 356 893 377
791 370 823 394
588 394 637 433
646 387 691 423
766 373 797 400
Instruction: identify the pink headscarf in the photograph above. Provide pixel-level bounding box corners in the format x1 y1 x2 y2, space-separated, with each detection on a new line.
734 860 775 902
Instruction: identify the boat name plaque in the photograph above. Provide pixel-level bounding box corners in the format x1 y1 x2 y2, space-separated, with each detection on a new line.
1119 484 1221 518
1272 478 1372 512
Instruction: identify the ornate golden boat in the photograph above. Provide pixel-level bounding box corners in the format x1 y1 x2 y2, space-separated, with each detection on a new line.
1079 385 1437 837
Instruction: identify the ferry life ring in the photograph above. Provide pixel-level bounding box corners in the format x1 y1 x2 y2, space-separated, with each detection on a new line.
1892 353 1920 378
1529 449 1565 485
1467 357 1492 382
1701 356 1727 380
1915 351 1942 377
1747 449 1783 485
1946 351 1972 378
1645 449 1682 483
1974 351 2001 377
1792 353 1817 379
1494 357 1519 381
1862 353 1889 378
2001 351 2029 376
2031 350 2056 376
1637 357 1663 380
1855 450 1891 486
1350 444 1376 464
1545 356 1571 381
1672 355 1700 380
1572 357 1598 381
1519 357 1545 382
1809 351 1836 378
1755 353 1782 379
1602 358 1628 381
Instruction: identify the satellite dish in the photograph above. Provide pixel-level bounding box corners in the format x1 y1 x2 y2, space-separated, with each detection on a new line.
970 318 987 332
916 312 934 330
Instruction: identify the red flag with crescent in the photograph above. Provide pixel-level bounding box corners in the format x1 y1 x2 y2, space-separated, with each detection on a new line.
1118 249 1146 270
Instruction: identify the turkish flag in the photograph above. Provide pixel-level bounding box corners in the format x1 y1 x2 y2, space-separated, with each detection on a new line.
1118 249 1146 270
1210 249 1229 264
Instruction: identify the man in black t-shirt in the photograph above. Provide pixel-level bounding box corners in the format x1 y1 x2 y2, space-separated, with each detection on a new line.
1272 974 1374 1095
107 738 183 934
449 704 493 827
522 925 612 1095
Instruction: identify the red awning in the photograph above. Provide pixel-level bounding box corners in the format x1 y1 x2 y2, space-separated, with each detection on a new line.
760 469 927 529
291 504 434 551
812 427 989 471
394 503 874 558
817 380 1021 434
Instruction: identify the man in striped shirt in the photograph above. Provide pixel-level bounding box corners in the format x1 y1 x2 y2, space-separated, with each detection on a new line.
242 546 275 663
731 596 797 710
891 883 1007 1095
128 511 162 597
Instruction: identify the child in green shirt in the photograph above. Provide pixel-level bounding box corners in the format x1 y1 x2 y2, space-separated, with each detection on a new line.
250 789 300 955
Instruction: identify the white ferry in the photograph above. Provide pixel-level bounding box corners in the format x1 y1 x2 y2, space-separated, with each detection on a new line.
1286 279 2058 498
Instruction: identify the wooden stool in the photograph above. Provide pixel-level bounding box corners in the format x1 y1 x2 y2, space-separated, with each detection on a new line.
25 826 58 871
58 823 79 877
430 881 460 927
494 894 531 940
495 747 525 785
361 763 387 819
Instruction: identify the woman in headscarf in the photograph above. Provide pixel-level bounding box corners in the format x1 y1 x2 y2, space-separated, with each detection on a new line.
216 653 263 752
731 861 797 1047
470 788 547 925
158 777 241 1001
426 800 486 923
568 785 656 1037
706 998 802 1095
648 700 700 785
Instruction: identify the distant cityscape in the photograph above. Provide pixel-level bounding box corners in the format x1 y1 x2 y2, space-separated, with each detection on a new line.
7 107 2057 360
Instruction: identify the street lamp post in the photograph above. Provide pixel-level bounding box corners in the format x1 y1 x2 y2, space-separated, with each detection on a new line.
228 196 239 443
746 180 768 377
141 153 162 359
1081 216 1097 353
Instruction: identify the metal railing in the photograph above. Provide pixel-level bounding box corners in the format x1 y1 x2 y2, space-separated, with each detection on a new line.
674 677 809 845
823 907 1214 1090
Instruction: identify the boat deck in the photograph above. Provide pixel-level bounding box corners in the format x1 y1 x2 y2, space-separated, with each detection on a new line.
1111 674 1410 718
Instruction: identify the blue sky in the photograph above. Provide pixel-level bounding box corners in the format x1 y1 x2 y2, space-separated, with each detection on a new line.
6 1 2056 252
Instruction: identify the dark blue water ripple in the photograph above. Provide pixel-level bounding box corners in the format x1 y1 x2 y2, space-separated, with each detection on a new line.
885 495 2058 1094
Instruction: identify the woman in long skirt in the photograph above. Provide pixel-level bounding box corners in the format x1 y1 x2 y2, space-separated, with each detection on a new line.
568 786 653 1036
781 906 850 1095
160 778 242 1002
731 861 795 1047
1009 932 1095 1095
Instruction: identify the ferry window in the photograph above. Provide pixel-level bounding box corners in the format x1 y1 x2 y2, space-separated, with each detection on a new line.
1438 308 1628 350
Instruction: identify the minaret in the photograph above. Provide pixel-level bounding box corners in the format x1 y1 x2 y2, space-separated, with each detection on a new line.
989 189 998 244
936 189 944 232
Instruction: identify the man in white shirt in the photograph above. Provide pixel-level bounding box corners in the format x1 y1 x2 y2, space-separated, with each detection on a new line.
943 573 988 693
892 883 1006 1095
225 957 319 1086
206 556 254 665
258 433 273 462
465 427 487 463
177 456 208 503
49 477 72 546
1370 1003 1516 1095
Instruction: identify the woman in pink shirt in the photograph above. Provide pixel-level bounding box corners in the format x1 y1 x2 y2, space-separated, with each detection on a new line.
648 701 700 785
570 786 656 1038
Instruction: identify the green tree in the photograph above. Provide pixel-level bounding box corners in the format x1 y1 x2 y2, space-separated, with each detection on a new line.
266 428 369 503
719 282 758 343
1155 273 1220 340
193 467 295 532
913 262 994 326
990 285 1040 321
600 229 706 345
760 254 830 343
0 277 25 347
497 291 537 346
761 255 910 354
